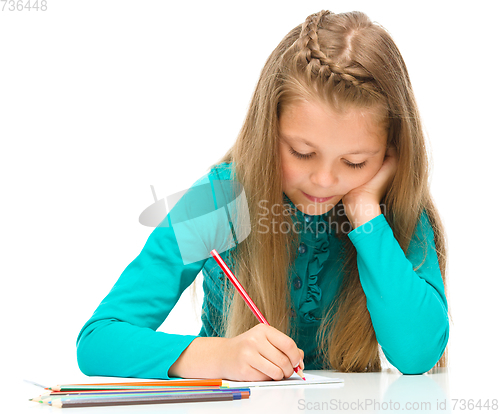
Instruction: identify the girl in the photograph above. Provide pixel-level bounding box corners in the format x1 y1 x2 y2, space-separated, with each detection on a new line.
77 10 449 380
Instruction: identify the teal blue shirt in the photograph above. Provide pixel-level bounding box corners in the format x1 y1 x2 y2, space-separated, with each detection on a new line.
76 162 449 378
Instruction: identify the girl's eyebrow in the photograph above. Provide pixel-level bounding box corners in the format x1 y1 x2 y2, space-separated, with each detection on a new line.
280 134 382 155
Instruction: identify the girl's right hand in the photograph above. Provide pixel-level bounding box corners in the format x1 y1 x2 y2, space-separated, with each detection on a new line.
219 323 305 381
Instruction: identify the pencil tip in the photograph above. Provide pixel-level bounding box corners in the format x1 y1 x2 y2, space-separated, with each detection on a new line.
294 367 306 381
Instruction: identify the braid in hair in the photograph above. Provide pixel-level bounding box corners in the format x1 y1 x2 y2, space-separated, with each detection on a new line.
295 10 380 96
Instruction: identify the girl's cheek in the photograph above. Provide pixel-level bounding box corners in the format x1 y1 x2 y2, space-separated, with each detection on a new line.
283 163 304 188
280 148 296 184
346 170 371 191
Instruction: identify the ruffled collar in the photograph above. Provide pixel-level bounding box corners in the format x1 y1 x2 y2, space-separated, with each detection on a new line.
283 192 333 323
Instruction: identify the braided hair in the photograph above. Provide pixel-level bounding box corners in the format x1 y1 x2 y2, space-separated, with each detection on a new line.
292 10 386 100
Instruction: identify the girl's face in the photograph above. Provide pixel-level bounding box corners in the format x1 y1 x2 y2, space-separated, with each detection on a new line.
279 99 388 216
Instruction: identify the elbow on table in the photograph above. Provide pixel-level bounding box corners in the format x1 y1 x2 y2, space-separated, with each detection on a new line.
389 342 448 375
76 323 108 377
388 317 450 375
76 332 97 376
396 358 437 375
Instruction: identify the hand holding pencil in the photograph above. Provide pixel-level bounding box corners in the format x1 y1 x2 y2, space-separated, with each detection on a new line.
221 324 305 381
211 249 306 381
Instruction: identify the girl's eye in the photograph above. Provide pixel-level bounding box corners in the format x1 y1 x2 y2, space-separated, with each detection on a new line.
345 161 366 169
289 147 366 169
289 148 313 160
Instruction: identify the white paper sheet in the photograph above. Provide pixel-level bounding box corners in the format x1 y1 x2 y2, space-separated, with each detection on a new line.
223 373 344 388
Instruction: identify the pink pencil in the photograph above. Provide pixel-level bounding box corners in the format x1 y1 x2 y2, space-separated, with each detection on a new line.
210 249 306 381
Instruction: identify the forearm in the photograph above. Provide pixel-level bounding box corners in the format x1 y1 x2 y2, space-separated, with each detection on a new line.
348 213 449 374
364 273 449 374
77 320 199 379
168 337 229 379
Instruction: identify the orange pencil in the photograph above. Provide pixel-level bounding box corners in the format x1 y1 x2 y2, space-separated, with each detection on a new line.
48 379 224 391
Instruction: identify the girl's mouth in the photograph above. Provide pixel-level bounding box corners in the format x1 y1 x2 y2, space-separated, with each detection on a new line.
302 191 335 203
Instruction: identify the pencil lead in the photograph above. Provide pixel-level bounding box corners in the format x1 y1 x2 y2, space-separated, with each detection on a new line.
23 379 48 388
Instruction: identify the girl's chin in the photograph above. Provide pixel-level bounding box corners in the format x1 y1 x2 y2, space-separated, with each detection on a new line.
302 205 336 216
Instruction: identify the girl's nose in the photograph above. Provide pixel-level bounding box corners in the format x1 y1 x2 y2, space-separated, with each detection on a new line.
310 165 339 188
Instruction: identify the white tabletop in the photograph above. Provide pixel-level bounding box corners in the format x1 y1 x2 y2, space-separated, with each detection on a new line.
15 364 497 413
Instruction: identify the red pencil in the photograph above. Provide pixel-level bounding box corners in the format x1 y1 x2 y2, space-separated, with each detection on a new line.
210 249 306 381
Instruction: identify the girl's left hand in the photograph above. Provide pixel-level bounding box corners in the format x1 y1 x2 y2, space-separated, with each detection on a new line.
342 145 398 206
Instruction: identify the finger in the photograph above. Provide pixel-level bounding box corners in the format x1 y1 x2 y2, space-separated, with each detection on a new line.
265 327 303 369
256 341 295 380
244 361 278 382
262 326 302 376
298 348 305 370
296 349 304 371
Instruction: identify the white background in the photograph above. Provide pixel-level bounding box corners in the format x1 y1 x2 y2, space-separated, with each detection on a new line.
1 0 498 394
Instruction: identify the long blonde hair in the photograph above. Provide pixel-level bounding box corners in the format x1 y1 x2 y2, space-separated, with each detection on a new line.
208 10 450 372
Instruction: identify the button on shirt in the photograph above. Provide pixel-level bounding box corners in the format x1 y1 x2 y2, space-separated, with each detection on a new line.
298 243 307 254
293 277 303 290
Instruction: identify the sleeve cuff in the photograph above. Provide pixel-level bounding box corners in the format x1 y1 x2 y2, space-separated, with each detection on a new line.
162 334 199 379
347 213 387 244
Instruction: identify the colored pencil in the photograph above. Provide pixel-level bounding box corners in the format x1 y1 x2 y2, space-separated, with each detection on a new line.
45 386 243 396
48 378 224 391
48 391 246 408
35 388 250 396
33 389 250 404
34 388 251 399
210 248 306 381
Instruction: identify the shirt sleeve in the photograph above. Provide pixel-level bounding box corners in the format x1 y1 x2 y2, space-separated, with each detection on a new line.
76 165 237 379
347 210 449 375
